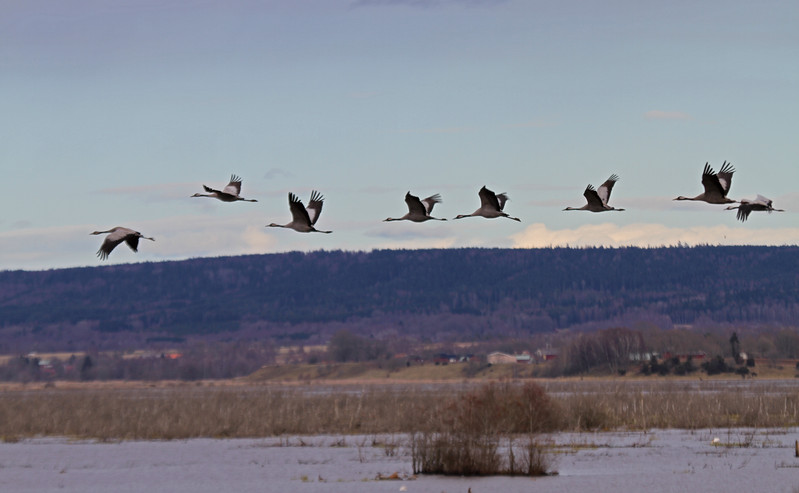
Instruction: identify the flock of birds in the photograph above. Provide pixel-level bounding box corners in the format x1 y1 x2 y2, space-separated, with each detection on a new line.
91 162 785 260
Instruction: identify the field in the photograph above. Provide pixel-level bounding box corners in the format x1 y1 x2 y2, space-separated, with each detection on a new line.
3 376 799 491
246 358 799 381
2 376 799 441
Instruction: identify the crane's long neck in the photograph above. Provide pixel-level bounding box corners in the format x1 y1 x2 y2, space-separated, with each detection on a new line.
454 210 480 219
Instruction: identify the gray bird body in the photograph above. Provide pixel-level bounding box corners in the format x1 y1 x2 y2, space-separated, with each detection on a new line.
90 227 155 260
564 174 624 212
192 174 257 202
268 190 332 233
674 162 736 204
385 192 445 222
454 186 520 221
726 194 784 222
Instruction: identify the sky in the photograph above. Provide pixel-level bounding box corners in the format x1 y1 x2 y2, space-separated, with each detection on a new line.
1 0 797 271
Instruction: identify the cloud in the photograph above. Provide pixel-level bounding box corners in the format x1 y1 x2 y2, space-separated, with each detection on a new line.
264 168 294 180
511 222 799 248
644 110 693 121
0 224 93 270
397 126 476 134
141 213 277 259
352 0 507 8
356 185 397 195
97 183 195 202
504 119 559 129
348 91 379 99
367 224 454 240
0 212 277 271
773 192 799 211
374 236 459 250
11 220 33 229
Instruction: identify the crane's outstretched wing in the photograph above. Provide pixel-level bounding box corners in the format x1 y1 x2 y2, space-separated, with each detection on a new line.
596 174 619 206
222 175 243 196
306 190 325 225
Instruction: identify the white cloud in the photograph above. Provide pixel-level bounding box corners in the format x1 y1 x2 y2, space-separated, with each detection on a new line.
352 0 507 8
347 91 379 99
511 222 799 248
398 126 476 134
97 182 196 202
374 236 459 250
0 212 277 271
367 224 454 239
504 119 559 128
264 168 294 180
141 213 277 259
644 110 693 120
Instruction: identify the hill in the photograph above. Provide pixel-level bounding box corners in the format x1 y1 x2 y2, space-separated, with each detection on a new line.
1 246 798 352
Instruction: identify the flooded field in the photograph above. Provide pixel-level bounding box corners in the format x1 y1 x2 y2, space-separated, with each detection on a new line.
3 428 799 493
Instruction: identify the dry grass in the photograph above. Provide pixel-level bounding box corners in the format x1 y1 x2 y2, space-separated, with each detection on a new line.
410 382 556 476
549 379 799 430
0 384 442 441
248 359 799 382
1 379 798 442
248 361 550 382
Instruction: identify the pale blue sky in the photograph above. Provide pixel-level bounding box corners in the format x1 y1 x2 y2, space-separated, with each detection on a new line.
2 0 797 270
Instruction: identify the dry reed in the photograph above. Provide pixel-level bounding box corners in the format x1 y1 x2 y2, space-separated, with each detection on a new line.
1 379 798 442
410 382 555 476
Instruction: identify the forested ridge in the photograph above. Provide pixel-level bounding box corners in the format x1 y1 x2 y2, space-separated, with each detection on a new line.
1 246 797 351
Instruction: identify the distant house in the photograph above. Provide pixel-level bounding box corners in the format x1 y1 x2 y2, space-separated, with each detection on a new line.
536 348 559 361
433 353 458 365
487 352 517 364
629 352 657 362
515 353 532 364
37 358 56 378
399 354 424 365
660 351 705 362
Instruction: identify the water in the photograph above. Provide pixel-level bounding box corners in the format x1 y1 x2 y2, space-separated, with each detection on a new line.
2 428 798 492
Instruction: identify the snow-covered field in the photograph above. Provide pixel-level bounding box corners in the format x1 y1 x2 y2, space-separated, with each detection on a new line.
2 429 798 493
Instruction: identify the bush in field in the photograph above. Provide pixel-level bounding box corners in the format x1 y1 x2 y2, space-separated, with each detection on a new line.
639 356 697 376
411 382 556 476
328 330 389 363
701 355 731 375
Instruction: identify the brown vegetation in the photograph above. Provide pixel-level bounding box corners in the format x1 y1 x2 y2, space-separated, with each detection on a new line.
2 379 798 445
411 382 556 476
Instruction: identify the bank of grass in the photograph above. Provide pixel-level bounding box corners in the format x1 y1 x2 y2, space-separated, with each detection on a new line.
249 361 547 382
248 358 799 382
2 379 799 442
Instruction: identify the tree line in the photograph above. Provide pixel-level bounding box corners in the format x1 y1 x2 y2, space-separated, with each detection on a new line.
0 246 798 353
2 325 797 382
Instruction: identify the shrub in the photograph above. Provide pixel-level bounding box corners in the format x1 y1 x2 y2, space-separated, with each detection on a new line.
410 382 556 476
701 355 730 375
